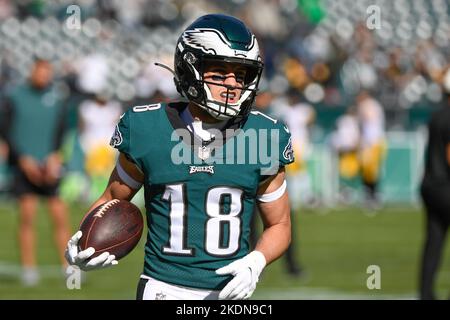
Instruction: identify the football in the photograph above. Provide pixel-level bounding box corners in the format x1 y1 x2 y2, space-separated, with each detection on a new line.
78 199 144 260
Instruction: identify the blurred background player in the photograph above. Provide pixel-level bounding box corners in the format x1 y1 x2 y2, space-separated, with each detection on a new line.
0 59 71 286
330 106 361 204
251 87 308 277
356 91 387 210
279 89 316 207
78 91 122 201
419 67 450 300
277 89 315 276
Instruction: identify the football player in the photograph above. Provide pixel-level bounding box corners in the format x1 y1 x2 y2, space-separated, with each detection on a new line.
356 91 386 209
1 59 71 286
65 14 294 300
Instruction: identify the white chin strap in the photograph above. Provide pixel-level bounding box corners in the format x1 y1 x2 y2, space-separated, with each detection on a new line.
202 83 254 120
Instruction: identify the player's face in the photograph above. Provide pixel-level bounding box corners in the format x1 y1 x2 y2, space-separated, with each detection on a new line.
30 61 53 89
203 62 246 104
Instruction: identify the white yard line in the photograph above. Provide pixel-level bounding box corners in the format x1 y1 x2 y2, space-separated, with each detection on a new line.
0 261 64 278
253 287 417 300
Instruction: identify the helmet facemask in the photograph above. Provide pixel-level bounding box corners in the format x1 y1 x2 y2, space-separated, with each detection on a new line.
199 56 262 120
176 51 263 121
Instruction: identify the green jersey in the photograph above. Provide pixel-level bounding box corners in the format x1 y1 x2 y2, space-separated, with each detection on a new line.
111 102 293 290
7 84 64 162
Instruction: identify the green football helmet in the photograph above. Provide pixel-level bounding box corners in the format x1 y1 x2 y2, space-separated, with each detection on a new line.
174 14 264 121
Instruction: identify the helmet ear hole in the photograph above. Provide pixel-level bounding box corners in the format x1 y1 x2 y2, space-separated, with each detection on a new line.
188 86 198 97
184 52 197 64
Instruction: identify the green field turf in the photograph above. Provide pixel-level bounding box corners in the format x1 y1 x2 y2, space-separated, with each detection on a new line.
0 200 449 300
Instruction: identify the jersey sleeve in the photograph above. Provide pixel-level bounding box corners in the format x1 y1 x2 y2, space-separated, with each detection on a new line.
278 121 295 167
110 110 141 169
110 111 129 153
259 119 295 180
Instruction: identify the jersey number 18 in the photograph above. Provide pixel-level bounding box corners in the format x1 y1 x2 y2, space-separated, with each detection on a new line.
161 184 243 257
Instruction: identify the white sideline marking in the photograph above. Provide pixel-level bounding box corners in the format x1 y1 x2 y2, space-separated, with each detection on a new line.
0 261 64 278
252 287 417 300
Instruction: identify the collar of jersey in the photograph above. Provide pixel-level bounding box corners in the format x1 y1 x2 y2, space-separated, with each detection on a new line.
180 105 215 142
165 102 244 146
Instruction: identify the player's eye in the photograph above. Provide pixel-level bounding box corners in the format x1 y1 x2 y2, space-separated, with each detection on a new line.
211 75 226 82
236 74 245 84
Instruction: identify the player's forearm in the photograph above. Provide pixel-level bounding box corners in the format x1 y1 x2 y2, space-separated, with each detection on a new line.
0 101 21 165
255 193 292 265
85 168 137 214
254 220 291 265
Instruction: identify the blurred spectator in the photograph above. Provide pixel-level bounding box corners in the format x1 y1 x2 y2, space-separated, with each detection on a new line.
356 91 387 209
75 54 109 96
283 57 310 92
241 0 288 39
415 40 447 82
0 0 15 20
134 56 179 105
419 67 450 300
0 59 71 286
111 0 145 27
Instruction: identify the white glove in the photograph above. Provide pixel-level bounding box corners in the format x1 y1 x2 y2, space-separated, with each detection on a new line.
65 231 118 271
215 251 266 300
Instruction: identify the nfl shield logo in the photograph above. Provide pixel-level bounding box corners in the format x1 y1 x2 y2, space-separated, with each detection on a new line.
198 146 211 160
